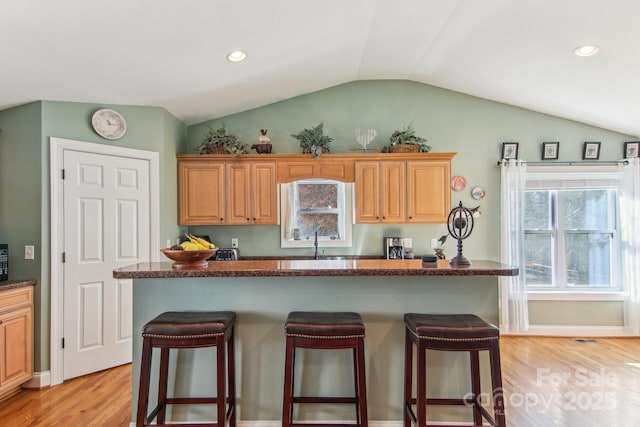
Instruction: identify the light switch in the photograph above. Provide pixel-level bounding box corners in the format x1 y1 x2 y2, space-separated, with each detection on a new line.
25 245 35 260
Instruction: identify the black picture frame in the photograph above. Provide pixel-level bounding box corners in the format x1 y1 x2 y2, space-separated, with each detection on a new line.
583 142 601 160
502 142 519 160
624 141 639 159
542 142 559 160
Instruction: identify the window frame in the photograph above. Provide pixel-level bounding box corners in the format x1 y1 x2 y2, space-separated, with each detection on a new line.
280 179 353 248
523 166 622 295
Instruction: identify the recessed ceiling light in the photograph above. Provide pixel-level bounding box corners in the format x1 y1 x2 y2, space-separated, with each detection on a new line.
226 50 247 62
574 45 600 57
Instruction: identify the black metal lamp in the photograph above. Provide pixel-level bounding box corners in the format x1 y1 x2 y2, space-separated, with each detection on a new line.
447 201 474 266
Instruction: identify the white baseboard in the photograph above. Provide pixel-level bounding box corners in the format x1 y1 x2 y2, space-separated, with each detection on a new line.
503 325 632 337
22 371 51 389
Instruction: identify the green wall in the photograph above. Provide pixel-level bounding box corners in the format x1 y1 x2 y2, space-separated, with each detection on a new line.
0 101 187 371
187 80 637 329
188 80 636 259
0 79 636 377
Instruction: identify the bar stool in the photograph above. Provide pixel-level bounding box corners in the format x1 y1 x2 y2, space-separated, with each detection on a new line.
282 311 368 427
136 311 236 427
403 313 506 427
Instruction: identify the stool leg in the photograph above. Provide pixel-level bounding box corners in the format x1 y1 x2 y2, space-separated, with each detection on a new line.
470 350 482 426
217 334 227 427
282 336 295 427
136 338 153 427
355 337 368 427
403 328 413 427
157 347 170 424
416 339 427 427
227 327 237 427
489 340 506 427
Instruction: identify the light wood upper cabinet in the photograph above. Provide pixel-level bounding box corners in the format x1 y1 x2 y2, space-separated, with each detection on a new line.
355 161 405 223
355 159 451 224
406 160 451 223
178 153 454 226
226 161 277 225
178 160 225 225
0 286 33 402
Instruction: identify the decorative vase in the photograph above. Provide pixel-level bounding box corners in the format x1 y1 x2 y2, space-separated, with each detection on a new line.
251 143 272 154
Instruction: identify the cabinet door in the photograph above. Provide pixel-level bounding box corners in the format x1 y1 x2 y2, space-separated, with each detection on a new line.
252 162 277 224
380 161 406 223
0 306 33 390
406 160 450 223
178 161 225 225
226 162 252 224
355 161 380 223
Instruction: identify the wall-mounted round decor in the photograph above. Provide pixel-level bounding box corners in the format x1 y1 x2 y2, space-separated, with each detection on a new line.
451 175 467 192
471 186 486 200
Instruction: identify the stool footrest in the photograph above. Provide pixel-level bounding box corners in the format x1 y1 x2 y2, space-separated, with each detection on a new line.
293 396 358 404
166 397 221 405
289 423 363 427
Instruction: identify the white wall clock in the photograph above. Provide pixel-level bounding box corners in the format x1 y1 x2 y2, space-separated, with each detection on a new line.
91 109 127 140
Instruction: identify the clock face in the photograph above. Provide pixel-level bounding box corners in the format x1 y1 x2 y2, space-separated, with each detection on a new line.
91 109 127 140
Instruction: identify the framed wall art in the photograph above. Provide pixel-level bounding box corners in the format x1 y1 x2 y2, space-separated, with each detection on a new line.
624 141 639 159
542 142 559 160
501 142 519 160
583 142 601 160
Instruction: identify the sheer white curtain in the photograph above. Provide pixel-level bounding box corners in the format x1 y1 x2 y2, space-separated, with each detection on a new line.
620 158 640 334
499 159 529 333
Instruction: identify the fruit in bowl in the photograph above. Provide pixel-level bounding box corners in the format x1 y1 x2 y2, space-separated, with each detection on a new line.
161 234 217 269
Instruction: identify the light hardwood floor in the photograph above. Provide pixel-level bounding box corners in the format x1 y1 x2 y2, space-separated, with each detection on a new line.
0 336 639 426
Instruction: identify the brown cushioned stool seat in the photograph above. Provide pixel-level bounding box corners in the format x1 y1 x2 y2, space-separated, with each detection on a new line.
136 311 236 427
403 313 505 427
282 311 368 427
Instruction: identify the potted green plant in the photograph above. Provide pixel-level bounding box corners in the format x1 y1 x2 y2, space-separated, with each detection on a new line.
291 122 333 158
195 123 247 157
383 122 431 153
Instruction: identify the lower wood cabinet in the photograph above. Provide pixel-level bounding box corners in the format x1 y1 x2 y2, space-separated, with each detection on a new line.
0 286 34 401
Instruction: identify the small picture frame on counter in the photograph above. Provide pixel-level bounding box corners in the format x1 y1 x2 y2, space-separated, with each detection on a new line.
542 142 559 160
501 142 519 160
624 141 639 159
583 142 601 160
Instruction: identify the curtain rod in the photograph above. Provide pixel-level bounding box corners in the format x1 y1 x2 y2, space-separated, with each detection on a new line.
496 160 628 166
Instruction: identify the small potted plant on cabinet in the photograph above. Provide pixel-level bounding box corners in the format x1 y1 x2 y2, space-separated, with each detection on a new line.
383 122 431 153
291 122 333 158
196 124 247 157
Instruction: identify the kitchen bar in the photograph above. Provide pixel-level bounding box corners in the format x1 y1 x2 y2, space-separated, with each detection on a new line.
114 259 516 423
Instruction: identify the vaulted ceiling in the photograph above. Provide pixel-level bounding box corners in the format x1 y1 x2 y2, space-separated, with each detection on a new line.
2 0 638 136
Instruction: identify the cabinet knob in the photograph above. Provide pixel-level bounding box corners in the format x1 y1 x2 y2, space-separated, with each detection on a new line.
0 320 3 325
252 218 256 221
382 216 386 219
246 218 250 221
220 218 224 221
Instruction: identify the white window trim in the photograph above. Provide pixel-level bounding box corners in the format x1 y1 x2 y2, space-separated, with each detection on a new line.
524 165 622 296
527 291 627 301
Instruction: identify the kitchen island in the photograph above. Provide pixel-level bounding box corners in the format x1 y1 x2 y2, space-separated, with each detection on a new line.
115 259 516 424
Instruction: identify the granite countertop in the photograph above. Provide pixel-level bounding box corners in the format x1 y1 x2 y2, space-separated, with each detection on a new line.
0 279 37 291
113 259 517 279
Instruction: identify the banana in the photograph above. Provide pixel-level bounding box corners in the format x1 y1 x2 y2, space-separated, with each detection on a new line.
185 234 216 250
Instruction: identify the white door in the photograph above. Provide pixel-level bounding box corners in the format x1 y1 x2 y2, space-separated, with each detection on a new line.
62 150 150 380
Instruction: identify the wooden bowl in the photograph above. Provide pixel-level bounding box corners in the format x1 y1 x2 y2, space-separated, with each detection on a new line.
161 248 217 269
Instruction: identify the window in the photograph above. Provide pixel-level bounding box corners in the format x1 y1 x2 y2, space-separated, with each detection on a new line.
280 179 353 248
523 167 621 292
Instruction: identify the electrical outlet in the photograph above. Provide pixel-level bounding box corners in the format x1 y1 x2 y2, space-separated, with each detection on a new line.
166 239 171 248
231 238 239 248
430 238 438 249
25 245 35 260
